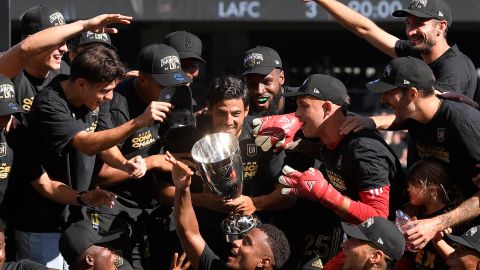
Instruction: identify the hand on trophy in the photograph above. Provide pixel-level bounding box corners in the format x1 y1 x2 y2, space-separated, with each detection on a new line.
252 113 303 152
224 195 256 216
198 191 232 213
165 151 194 189
278 165 344 210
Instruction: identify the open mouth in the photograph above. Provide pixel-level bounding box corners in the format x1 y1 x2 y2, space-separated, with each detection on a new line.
256 96 269 105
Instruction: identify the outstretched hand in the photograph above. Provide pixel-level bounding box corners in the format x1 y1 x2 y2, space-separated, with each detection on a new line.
339 115 375 135
84 14 132 34
81 186 117 208
165 151 194 189
171 252 191 270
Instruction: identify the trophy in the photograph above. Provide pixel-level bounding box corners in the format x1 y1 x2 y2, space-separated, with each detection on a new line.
191 132 258 242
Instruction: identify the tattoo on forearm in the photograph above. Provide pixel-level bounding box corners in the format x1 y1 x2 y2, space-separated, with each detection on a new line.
441 195 480 228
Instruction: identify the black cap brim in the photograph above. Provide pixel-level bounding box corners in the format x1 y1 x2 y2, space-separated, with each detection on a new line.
392 9 435 19
366 79 398 93
95 230 124 245
242 66 275 77
178 52 205 63
151 71 192 87
0 102 22 116
446 234 480 253
341 222 371 242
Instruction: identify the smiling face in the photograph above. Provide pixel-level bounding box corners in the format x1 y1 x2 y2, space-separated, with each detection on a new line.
295 95 326 138
77 79 117 111
209 98 248 138
380 88 415 119
244 69 284 113
405 16 445 54
226 228 273 270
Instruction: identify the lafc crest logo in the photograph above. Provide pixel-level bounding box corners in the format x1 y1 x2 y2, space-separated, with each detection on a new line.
161 56 181 71
409 0 428 8
437 128 445 142
247 144 257 157
0 143 6 157
184 36 193 48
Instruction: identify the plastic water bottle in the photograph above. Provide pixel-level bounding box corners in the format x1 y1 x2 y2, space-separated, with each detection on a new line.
395 210 413 232
395 210 415 252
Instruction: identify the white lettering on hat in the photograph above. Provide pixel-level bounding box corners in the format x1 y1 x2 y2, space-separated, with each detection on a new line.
86 32 109 42
403 79 410 85
377 238 384 245
49 12 65 26
409 0 428 8
467 227 478 236
0 84 15 99
363 217 375 228
313 88 320 94
244 53 263 68
161 56 181 71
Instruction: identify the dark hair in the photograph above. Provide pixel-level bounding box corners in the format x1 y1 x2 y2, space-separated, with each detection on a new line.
407 158 460 204
207 76 249 109
0 219 5 234
70 45 125 83
256 224 290 269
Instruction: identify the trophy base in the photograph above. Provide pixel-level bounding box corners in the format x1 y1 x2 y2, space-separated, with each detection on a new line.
221 214 259 242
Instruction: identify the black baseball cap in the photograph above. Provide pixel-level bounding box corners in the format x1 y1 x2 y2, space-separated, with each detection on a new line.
446 225 480 254
137 43 192 87
242 46 282 76
392 0 452 26
21 5 65 37
163 31 205 63
69 31 116 51
283 74 350 106
366 57 436 93
342 217 405 261
0 75 22 116
59 220 123 264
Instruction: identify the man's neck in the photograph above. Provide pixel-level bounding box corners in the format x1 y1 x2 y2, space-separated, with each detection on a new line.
61 80 83 107
319 110 346 149
422 39 450 64
24 62 50 79
412 96 442 124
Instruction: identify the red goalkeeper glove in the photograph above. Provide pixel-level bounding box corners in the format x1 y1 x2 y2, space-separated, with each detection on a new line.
279 165 344 210
252 113 302 152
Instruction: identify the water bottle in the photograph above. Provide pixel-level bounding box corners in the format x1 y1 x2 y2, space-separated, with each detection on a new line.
395 210 415 252
395 210 413 232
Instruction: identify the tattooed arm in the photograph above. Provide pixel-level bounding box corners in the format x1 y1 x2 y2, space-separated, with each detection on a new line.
404 192 480 250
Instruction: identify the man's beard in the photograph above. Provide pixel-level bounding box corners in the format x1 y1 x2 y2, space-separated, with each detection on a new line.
410 35 436 55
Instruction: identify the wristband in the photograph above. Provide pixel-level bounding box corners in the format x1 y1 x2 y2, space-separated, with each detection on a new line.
76 191 89 207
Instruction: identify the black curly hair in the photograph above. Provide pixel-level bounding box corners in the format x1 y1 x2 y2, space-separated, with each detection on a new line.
256 223 290 269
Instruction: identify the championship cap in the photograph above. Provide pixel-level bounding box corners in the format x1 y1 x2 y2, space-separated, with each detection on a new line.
21 5 65 37
342 217 406 261
59 220 123 265
137 43 192 87
392 0 452 26
446 225 480 254
0 75 22 116
163 31 205 63
242 46 282 76
69 31 116 51
283 74 350 106
366 57 436 93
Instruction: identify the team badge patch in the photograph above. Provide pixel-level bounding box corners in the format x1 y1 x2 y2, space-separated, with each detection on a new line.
0 143 6 157
247 144 257 157
437 128 445 142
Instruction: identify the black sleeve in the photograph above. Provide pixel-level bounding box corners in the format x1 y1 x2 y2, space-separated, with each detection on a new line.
199 244 228 270
29 95 85 156
8 126 45 181
348 137 392 191
2 259 49 270
394 40 421 58
96 101 114 131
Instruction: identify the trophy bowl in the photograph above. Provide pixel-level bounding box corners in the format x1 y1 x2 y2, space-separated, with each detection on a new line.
191 133 258 241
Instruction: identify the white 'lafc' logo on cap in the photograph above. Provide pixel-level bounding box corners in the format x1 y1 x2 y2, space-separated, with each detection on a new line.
161 56 181 71
467 227 478 236
409 0 428 8
244 53 263 68
86 32 109 42
49 12 65 26
0 84 14 99
363 217 375 228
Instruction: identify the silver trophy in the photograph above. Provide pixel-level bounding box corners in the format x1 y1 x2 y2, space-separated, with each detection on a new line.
191 132 258 242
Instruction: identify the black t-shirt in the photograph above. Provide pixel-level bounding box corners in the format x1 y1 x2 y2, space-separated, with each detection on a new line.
405 100 480 199
199 244 228 270
0 131 14 207
13 61 70 125
395 41 477 98
2 260 48 270
103 77 164 209
13 74 108 232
